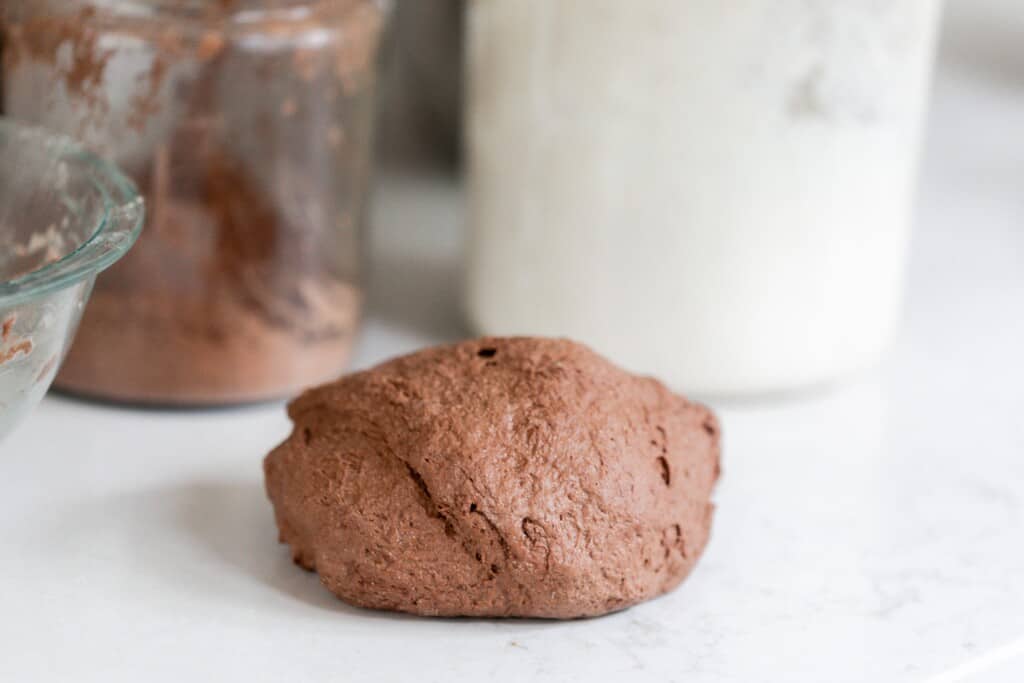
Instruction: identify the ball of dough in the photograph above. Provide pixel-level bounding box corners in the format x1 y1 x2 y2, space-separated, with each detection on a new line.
264 338 721 618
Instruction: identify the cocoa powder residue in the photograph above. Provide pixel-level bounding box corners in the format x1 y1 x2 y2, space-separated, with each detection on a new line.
2 1 381 133
57 138 362 403
1 316 14 343
4 0 383 404
0 223 68 282
0 339 33 366
0 316 33 367
1 7 111 99
1 7 114 133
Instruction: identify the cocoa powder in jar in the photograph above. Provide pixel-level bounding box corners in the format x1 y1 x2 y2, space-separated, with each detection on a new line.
1 1 386 404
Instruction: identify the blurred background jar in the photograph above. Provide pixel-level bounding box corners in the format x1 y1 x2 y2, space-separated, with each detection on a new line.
943 0 1022 82
1 0 390 405
465 0 943 396
377 0 462 169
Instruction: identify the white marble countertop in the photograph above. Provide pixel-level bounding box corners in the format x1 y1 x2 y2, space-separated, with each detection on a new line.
2 29 1024 683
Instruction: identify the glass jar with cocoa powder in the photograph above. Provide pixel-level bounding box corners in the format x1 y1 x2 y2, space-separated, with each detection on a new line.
1 0 389 404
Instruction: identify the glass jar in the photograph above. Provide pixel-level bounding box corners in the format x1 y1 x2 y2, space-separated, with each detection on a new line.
1 0 389 405
378 0 463 167
465 0 942 396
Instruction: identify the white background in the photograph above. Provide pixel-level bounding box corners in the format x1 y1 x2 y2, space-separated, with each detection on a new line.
2 3 1024 681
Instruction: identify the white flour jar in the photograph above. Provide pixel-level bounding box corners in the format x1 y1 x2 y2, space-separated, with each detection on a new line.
465 0 941 396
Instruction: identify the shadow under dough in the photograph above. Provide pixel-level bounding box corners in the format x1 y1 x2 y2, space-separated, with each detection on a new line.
58 478 580 628
172 479 358 614
55 479 371 617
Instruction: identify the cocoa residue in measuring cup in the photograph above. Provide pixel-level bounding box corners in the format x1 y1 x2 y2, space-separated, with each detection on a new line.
0 315 33 367
0 223 68 282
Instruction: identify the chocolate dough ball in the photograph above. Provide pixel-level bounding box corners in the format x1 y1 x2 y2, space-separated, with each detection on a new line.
264 338 721 619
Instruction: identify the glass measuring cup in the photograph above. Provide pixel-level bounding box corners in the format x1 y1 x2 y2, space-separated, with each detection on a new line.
0 119 144 441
